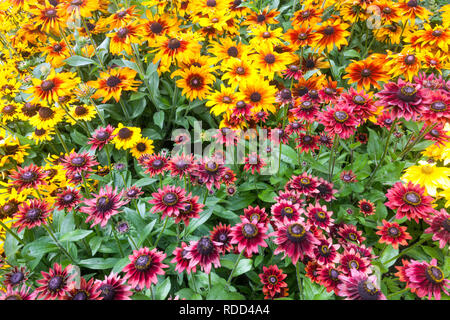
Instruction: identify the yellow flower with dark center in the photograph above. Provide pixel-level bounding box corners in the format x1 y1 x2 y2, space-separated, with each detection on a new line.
102 5 140 30
401 161 450 197
26 70 81 105
131 137 155 159
86 67 141 103
141 11 180 47
300 54 330 74
31 127 55 144
29 1 68 35
343 58 390 90
314 19 350 52
112 123 142 150
205 84 245 116
291 6 323 27
249 25 284 49
252 43 295 80
208 37 250 65
41 40 70 68
172 65 215 101
239 77 277 114
63 0 99 19
221 56 255 88
66 104 97 125
284 24 319 50
29 106 65 130
374 0 401 23
385 49 423 82
0 137 29 167
412 24 450 53
397 0 431 26
423 51 448 73
108 21 144 56
1 101 23 124
375 22 408 45
242 7 280 27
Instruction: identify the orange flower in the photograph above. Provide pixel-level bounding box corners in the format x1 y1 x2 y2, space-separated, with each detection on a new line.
343 59 390 90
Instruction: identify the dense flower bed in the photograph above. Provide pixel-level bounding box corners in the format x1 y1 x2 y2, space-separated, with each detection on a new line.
0 0 448 301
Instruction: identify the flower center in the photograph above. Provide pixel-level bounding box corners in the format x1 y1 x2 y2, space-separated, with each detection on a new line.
106 76 121 87
21 170 37 182
62 193 75 203
352 95 366 105
383 7 392 14
263 54 276 65
235 66 245 75
361 203 372 212
357 280 380 300
398 85 417 102
74 106 87 116
205 161 219 172
40 80 55 92
118 127 132 140
315 211 326 221
430 101 446 112
96 196 114 213
150 22 163 34
197 237 214 255
302 135 313 144
280 206 294 218
403 191 421 206
10 272 25 285
168 38 181 50
329 269 339 280
333 111 349 123
297 32 308 40
222 96 232 104
206 0 216 7
45 8 57 18
162 192 178 206
301 100 313 110
320 245 330 256
5 295 21 300
348 232 358 241
189 76 203 89
407 0 418 7
348 260 359 270
256 14 266 22
71 156 86 167
152 159 163 168
432 29 443 37
3 104 15 114
134 254 152 271
227 46 238 57
323 26 334 35
250 92 262 103
441 218 450 232
116 27 129 39
241 223 258 239
99 284 115 300
404 54 416 65
72 291 88 300
136 142 147 152
218 233 228 243
425 266 444 284
286 223 306 242
48 276 63 292
268 275 278 284
96 130 110 141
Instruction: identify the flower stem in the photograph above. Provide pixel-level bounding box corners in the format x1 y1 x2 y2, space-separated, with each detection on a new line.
118 99 131 122
43 223 76 263
296 260 303 300
328 135 338 181
0 221 25 245
54 127 69 154
387 287 409 300
153 216 169 249
226 250 244 287
385 234 432 265
396 123 437 160
112 228 125 258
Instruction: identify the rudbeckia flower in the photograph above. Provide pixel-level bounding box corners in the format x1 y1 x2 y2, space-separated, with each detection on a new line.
401 161 450 197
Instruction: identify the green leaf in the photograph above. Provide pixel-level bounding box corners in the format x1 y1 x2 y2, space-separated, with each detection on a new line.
112 257 130 274
206 285 245 300
23 237 58 257
155 278 171 300
153 111 165 129
185 208 213 236
64 55 96 66
258 189 277 203
59 230 93 242
89 236 102 255
379 245 399 269
221 255 253 277
78 258 120 270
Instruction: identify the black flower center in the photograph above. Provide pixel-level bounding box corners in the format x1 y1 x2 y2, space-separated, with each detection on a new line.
3 104 15 114
388 226 400 237
264 54 276 65
348 233 358 241
74 106 87 116
357 280 380 300
403 191 421 206
361 203 372 212
40 80 55 92
206 0 216 6
150 22 163 34
162 192 178 206
320 245 330 255
48 276 63 292
73 291 88 300
106 76 121 87
197 237 214 255
96 130 110 141
404 54 416 65
262 31 271 38
62 193 75 204
383 7 392 14
217 233 228 243
286 223 306 242
118 127 132 139
116 27 129 38
349 260 359 270
323 26 334 35
45 8 57 18
407 0 418 8
442 218 450 232
5 295 21 300
99 284 115 300
302 135 313 144
301 100 313 109
134 254 152 271
136 142 147 152
329 269 339 280
256 14 266 22
10 272 25 285
189 76 203 88
280 89 291 100
222 96 232 104
268 275 278 284
241 223 258 239
53 44 62 52
21 171 37 182
432 29 443 37
360 68 372 77
168 38 181 50
227 46 238 57
152 159 163 168
315 211 326 221
297 32 308 40
96 196 114 213
334 111 349 123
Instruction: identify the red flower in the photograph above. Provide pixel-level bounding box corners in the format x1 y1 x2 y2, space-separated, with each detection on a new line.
312 178 337 202
243 152 266 174
313 238 340 266
3 266 29 288
271 200 303 223
424 208 450 249
421 89 450 124
338 88 376 122
259 265 288 299
271 219 320 264
61 151 99 175
149 185 188 219
340 170 357 183
376 110 395 130
123 247 168 289
221 169 237 186
13 199 51 233
274 190 304 205
318 104 359 139
140 153 169 177
168 154 194 179
185 236 222 274
96 272 133 300
385 181 436 223
0 285 36 300
404 259 450 300
80 185 129 228
210 223 233 254
292 99 318 122
338 269 386 300
9 164 46 192
295 133 319 153
423 123 449 147
124 186 144 200
376 220 412 249
88 125 115 151
55 188 81 211
242 205 269 225
339 248 371 275
337 224 366 245
35 263 75 300
174 193 203 226
306 202 334 232
289 172 319 196
192 157 226 191
318 265 343 294
358 199 376 217
63 277 102 300
304 260 322 284
171 242 197 274
230 218 269 255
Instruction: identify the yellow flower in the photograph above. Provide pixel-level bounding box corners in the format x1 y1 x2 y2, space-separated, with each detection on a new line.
438 188 450 208
401 160 450 197
130 137 154 159
112 123 141 150
66 104 97 125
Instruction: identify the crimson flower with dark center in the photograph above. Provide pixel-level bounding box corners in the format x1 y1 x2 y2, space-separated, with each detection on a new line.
80 185 129 228
339 248 371 275
318 265 343 294
404 258 450 300
424 208 449 249
168 154 194 179
274 190 304 206
420 89 449 124
289 172 319 196
123 247 168 289
271 200 303 223
376 110 395 130
338 269 386 300
63 277 102 300
185 236 222 274
61 151 99 175
124 186 144 200
275 88 295 106
259 265 288 299
3 266 29 288
292 99 318 122
423 123 449 147
55 188 81 211
296 133 319 153
35 263 75 300
346 243 376 260
269 127 290 145
173 193 203 226
88 125 115 151
376 78 425 121
13 199 51 233
242 205 269 226
358 199 376 217
9 164 46 192
95 272 133 300
140 153 169 177
385 181 436 223
340 170 358 183
313 238 340 266
355 132 368 144
229 218 269 255
337 224 366 245
149 185 188 219
376 220 412 250
317 133 333 149
312 178 337 202
192 157 226 191
243 152 266 174
318 104 359 139
271 219 320 264
338 88 377 122
0 285 36 300
211 127 238 146
306 202 334 232
285 121 305 136
210 223 233 254
221 169 237 186
171 242 197 274
304 260 322 284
